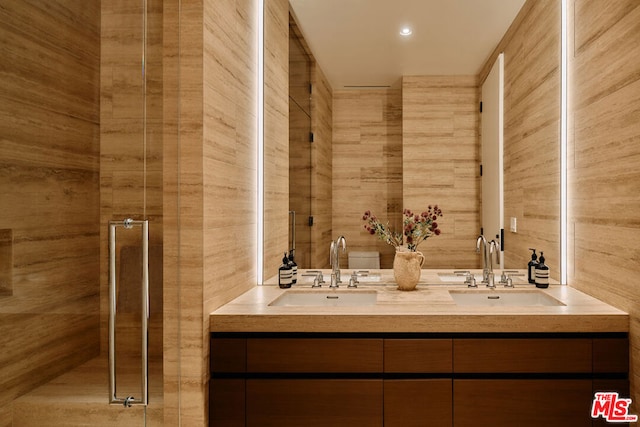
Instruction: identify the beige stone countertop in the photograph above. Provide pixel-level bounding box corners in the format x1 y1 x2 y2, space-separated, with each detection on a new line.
210 269 629 333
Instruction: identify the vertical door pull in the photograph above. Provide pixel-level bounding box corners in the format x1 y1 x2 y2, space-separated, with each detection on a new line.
108 219 149 406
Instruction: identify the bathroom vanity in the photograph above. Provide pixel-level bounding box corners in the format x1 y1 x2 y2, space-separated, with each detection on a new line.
209 270 629 427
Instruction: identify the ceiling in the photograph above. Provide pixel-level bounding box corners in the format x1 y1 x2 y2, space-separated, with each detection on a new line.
288 0 526 89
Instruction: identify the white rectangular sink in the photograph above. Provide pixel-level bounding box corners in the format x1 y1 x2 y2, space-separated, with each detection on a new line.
269 290 377 307
449 290 565 307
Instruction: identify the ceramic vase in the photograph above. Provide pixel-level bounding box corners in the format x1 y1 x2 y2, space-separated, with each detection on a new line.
393 250 425 291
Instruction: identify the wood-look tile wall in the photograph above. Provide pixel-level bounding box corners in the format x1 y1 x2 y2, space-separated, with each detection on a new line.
0 1 101 425
162 0 267 424
402 76 481 269
332 90 403 269
161 0 181 423
480 0 561 279
569 0 640 410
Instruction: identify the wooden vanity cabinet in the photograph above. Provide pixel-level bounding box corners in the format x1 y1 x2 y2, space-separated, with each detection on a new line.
209 334 629 427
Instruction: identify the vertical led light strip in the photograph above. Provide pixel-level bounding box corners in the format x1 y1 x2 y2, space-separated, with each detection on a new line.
560 0 568 284
257 0 264 284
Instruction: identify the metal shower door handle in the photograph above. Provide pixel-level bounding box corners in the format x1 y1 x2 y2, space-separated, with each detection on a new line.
108 218 149 407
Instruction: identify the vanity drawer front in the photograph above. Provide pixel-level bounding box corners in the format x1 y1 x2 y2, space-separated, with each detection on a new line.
593 338 629 373
247 379 383 427
209 379 245 426
211 338 246 373
384 379 452 427
246 338 383 372
453 338 592 373
384 339 452 373
453 379 593 427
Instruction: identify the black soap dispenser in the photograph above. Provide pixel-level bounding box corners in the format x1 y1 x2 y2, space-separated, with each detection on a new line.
288 249 297 285
534 251 550 288
527 248 539 284
278 253 292 289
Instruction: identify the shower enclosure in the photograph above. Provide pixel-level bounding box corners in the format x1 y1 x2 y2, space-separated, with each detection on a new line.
0 0 179 425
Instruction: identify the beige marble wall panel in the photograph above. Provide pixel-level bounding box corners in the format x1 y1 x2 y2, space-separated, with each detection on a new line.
161 0 181 418
402 76 480 269
310 63 333 268
333 89 402 269
171 0 206 415
570 0 640 411
263 0 290 280
196 0 262 424
0 1 100 424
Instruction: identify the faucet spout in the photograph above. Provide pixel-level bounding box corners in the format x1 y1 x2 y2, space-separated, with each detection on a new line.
476 235 490 284
330 236 347 287
490 239 501 266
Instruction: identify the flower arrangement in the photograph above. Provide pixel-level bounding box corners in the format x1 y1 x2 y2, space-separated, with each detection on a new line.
362 206 443 251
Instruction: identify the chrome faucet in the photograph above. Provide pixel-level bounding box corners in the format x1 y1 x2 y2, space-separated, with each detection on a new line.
486 239 501 288
330 236 347 287
476 235 501 287
476 235 490 284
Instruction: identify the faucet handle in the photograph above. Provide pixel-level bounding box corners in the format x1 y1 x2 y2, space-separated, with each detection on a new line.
303 271 325 286
500 270 518 284
503 272 524 287
348 271 359 288
466 273 477 288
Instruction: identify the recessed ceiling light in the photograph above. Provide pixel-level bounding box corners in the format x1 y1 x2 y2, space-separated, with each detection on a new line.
399 27 412 36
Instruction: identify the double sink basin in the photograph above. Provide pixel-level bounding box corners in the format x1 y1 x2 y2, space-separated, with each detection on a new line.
269 287 565 308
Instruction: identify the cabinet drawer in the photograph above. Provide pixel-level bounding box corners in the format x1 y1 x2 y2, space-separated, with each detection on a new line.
384 339 452 373
247 379 383 427
453 379 593 427
454 338 592 373
593 338 629 373
384 380 452 427
246 338 383 372
210 379 245 426
211 338 246 373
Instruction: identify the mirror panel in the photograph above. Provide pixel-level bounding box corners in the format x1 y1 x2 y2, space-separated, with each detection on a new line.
289 26 312 267
263 0 561 280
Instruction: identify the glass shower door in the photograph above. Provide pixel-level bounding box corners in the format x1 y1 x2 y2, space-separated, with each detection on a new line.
102 0 166 424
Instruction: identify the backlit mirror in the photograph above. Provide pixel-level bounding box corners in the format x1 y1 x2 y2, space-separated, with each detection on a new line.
263 0 562 282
